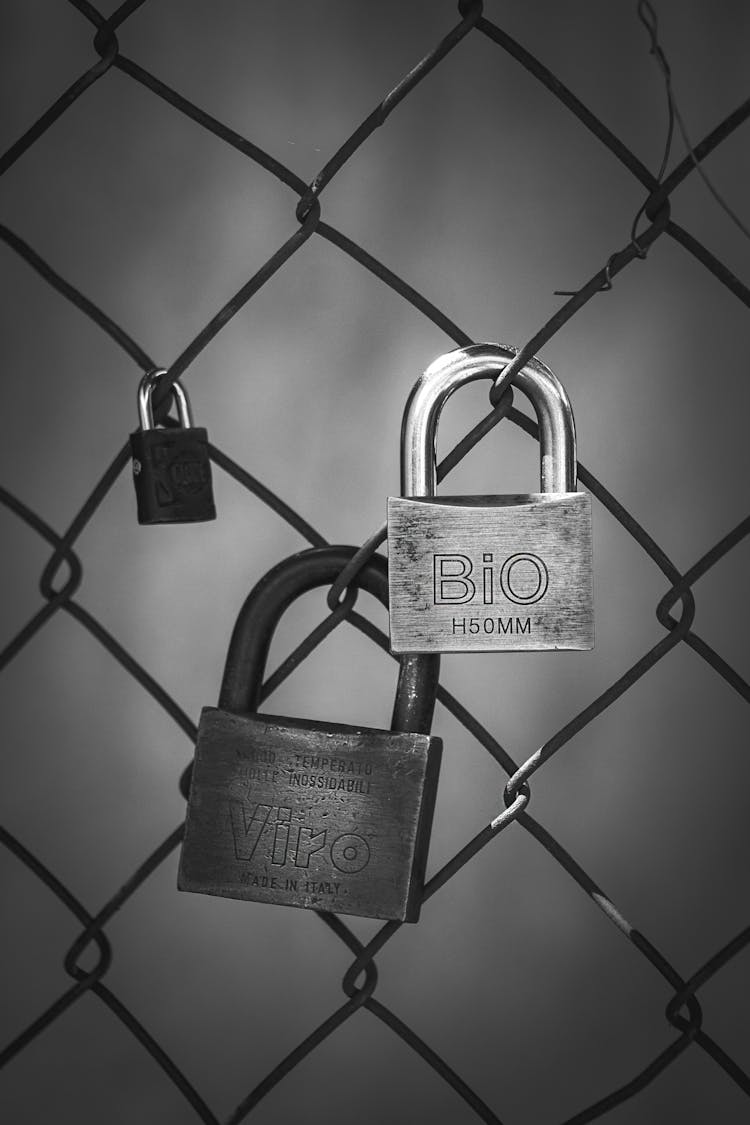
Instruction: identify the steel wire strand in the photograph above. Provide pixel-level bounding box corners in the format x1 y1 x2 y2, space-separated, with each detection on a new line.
0 827 111 1068
486 202 670 407
458 2 653 187
638 0 750 249
0 481 196 736
224 993 375 1125
207 446 327 549
558 1036 697 1125
85 3 750 368
337 593 750 1100
100 49 474 347
85 0 481 408
655 515 750 701
511 409 749 700
59 829 219 1125
648 97 750 231
105 64 476 353
344 600 713 994
68 0 147 32
319 779 706 1125
69 0 750 317
65 601 198 738
461 4 750 310
325 920 505 1124
0 979 103 1071
664 221 750 305
62 826 184 979
0 821 219 1123
332 793 744 1125
362 998 506 1125
665 927 750 1093
0 0 150 175
2 13 744 426
502 594 695 804
0 227 154 368
1 436 330 704
0 25 120 177
3 0 745 413
293 0 483 222
113 33 750 348
319 651 747 1125
86 981 220 1125
0 488 83 671
666 927 750 1031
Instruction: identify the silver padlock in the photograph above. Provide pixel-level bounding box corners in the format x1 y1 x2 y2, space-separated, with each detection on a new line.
387 343 593 653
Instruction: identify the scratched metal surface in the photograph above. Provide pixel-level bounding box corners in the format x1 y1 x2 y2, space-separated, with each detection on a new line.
388 493 594 652
180 709 443 922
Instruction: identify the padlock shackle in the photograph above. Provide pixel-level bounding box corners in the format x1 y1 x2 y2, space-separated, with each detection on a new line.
219 546 440 736
401 343 577 496
137 368 194 431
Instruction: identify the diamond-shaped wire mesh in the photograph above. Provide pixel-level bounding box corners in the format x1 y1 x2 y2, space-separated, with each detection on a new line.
1 2 748 1123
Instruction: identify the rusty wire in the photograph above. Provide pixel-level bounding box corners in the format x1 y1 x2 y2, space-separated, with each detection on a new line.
1 1 749 1122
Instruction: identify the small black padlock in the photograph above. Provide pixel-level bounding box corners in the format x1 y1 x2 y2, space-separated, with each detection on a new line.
129 368 216 524
178 546 442 922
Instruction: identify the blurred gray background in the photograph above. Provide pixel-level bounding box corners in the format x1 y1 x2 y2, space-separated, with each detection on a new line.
1 1 748 1123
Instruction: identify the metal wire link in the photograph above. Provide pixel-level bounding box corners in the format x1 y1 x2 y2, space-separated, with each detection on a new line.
1 1 749 1122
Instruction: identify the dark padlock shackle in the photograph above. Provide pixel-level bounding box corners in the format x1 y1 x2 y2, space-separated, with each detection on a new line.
401 342 577 497
137 368 194 431
219 545 440 736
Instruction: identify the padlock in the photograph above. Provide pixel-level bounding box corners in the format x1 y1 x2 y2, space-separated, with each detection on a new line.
388 343 593 653
129 368 216 524
178 545 442 922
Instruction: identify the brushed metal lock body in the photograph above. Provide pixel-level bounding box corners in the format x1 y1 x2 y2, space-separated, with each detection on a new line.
179 546 442 922
388 344 593 654
129 368 215 524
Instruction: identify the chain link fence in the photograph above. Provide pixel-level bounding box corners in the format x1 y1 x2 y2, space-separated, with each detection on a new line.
1 1 748 1122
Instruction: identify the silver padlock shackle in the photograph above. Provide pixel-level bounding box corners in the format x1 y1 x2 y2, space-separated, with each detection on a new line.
401 343 577 496
137 368 194 431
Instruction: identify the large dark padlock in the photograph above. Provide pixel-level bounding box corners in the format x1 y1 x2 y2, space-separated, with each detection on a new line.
178 546 442 922
388 343 594 653
129 368 216 524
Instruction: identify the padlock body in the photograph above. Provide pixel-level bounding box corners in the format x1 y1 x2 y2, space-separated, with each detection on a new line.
129 427 215 524
178 708 442 922
387 493 593 653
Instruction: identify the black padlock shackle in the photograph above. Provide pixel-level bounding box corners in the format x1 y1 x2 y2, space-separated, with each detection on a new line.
219 545 440 736
137 368 194 431
401 342 577 497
